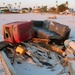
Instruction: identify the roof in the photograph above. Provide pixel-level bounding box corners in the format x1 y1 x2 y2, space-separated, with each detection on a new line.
0 7 8 9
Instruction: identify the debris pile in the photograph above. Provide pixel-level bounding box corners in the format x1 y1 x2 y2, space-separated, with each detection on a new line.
0 21 73 75
1 40 73 75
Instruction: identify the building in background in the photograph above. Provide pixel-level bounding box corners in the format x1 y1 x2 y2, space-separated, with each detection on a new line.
33 8 42 13
20 8 29 13
0 7 9 13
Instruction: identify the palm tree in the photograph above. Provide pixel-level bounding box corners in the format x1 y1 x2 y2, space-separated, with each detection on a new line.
7 4 12 10
18 5 20 10
15 3 17 9
19 2 21 5
3 2 5 6
66 1 68 6
19 2 21 10
56 0 58 7
50 7 56 13
56 0 59 13
29 7 32 12
37 6 40 9
34 6 35 9
57 3 68 12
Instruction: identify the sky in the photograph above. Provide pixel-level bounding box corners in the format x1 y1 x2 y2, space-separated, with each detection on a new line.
0 0 75 9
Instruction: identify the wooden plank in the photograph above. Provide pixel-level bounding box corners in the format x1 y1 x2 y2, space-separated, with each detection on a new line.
28 42 50 53
32 38 50 44
0 51 17 75
39 43 66 57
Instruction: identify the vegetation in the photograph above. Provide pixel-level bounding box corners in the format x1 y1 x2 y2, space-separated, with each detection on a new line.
49 1 69 13
0 1 73 14
49 7 56 13
41 6 47 12
29 7 32 12
57 3 69 12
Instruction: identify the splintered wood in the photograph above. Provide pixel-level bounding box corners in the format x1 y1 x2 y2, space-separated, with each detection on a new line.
49 45 66 57
1 42 71 75
32 38 50 44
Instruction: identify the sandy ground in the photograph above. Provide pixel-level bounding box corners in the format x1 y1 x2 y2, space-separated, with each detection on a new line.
0 60 7 75
0 13 75 75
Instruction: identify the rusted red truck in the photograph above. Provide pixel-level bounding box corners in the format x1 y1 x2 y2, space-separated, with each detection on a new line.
2 21 34 43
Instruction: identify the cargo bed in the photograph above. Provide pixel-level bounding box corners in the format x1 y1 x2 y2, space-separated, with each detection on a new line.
0 42 71 75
